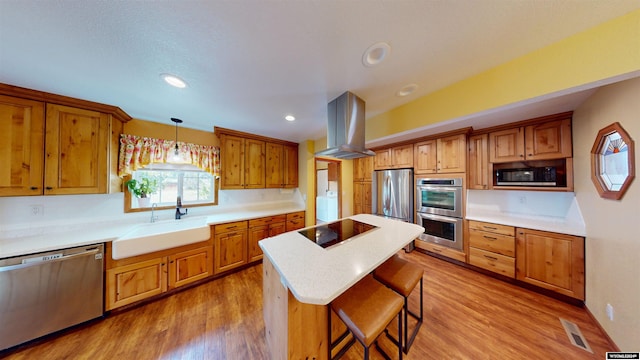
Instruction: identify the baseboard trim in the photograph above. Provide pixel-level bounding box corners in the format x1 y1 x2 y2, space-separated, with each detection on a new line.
584 305 620 352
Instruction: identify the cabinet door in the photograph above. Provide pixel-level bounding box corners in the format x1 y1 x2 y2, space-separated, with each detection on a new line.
248 225 269 262
283 144 298 188
414 140 437 174
214 230 248 274
168 247 213 289
467 134 489 189
353 181 372 215
437 134 466 173
45 104 109 195
525 118 572 160
244 139 265 189
392 144 413 168
0 96 45 196
265 142 283 188
220 134 245 189
489 127 524 163
354 156 373 182
516 228 585 300
374 149 391 170
106 258 167 310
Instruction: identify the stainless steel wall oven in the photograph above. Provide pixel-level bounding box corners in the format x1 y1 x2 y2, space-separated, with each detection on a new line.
415 177 463 251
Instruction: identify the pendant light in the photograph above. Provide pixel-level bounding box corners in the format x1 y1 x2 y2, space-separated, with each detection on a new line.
171 117 183 160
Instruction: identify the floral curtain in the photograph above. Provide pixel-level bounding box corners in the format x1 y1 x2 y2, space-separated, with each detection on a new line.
118 134 220 177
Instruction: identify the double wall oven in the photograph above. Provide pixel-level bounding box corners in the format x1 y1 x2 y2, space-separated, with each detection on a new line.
415 177 464 251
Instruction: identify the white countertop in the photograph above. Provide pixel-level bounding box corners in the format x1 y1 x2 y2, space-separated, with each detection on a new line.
465 212 586 237
0 202 305 259
259 214 424 305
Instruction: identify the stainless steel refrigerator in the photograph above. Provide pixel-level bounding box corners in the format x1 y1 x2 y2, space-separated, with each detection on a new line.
372 168 414 223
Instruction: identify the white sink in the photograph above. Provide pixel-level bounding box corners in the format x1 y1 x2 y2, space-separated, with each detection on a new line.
112 217 210 260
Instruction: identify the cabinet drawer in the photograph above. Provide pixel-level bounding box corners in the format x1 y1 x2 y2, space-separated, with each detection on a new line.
286 219 305 232
468 230 515 257
214 221 248 233
469 248 515 278
286 211 305 221
249 215 286 227
468 220 514 236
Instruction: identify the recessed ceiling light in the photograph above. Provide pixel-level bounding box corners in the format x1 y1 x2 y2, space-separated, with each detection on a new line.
396 83 419 97
161 73 187 88
362 42 391 67
285 115 296 122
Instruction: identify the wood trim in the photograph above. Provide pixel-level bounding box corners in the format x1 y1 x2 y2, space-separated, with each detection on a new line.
469 111 573 136
214 126 299 147
369 126 472 151
0 82 132 123
584 305 621 352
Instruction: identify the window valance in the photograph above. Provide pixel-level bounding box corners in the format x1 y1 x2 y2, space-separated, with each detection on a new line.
118 134 220 177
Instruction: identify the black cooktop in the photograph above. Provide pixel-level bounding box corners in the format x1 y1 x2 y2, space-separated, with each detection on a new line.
298 219 378 249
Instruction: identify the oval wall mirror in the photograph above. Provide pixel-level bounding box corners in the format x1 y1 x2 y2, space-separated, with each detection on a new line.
590 122 635 200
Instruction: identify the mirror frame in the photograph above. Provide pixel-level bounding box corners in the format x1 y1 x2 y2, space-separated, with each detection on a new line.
590 122 635 200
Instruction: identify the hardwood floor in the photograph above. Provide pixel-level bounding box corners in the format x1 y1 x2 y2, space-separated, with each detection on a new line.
1 251 614 359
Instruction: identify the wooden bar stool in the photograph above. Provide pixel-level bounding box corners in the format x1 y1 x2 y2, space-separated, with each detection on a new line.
373 254 424 354
329 274 404 360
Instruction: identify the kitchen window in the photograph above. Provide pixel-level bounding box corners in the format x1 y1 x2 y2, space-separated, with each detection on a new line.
124 168 219 212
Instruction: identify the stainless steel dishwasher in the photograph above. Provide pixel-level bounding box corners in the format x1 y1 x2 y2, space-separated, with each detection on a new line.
0 243 104 351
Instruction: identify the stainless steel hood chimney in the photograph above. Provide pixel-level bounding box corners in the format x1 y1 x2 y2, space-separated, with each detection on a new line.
315 91 374 159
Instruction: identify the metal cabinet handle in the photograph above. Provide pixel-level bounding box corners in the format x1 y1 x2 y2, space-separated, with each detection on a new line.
484 255 498 261
483 226 497 230
483 236 498 241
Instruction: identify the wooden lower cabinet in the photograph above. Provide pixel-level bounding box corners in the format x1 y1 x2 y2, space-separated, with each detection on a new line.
248 215 287 262
467 220 515 278
415 240 466 262
105 243 212 310
214 221 249 274
286 211 306 231
516 228 585 300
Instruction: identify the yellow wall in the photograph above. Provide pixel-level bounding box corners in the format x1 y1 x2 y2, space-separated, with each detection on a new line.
573 77 640 351
365 9 640 140
124 118 219 146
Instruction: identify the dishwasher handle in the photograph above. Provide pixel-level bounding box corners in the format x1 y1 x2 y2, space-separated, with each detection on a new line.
0 247 102 273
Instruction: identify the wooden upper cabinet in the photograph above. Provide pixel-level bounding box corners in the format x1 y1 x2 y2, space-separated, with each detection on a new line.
489 118 572 163
220 134 245 189
414 140 437 174
524 118 572 160
374 149 391 170
415 134 466 174
0 96 45 196
44 104 109 195
489 127 524 163
467 134 489 190
244 139 265 189
220 134 265 189
437 134 466 173
353 156 373 182
265 142 298 188
515 228 585 300
374 144 413 170
283 144 298 188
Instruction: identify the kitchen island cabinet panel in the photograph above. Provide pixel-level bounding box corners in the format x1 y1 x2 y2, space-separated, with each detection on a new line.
0 95 45 196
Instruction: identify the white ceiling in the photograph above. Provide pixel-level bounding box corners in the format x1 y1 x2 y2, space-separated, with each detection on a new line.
1 1 638 144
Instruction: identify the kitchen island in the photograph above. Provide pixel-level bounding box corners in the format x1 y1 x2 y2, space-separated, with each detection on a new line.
259 214 424 359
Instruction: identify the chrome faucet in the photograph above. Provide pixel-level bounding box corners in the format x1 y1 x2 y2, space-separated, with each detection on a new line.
150 203 158 223
175 196 187 220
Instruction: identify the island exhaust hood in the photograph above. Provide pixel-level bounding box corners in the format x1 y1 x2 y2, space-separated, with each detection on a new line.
315 91 375 159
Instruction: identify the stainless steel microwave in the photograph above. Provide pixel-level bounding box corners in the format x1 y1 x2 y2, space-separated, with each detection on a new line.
495 166 562 186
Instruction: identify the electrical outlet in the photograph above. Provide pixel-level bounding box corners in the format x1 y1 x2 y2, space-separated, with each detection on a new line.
606 303 614 321
30 205 44 217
